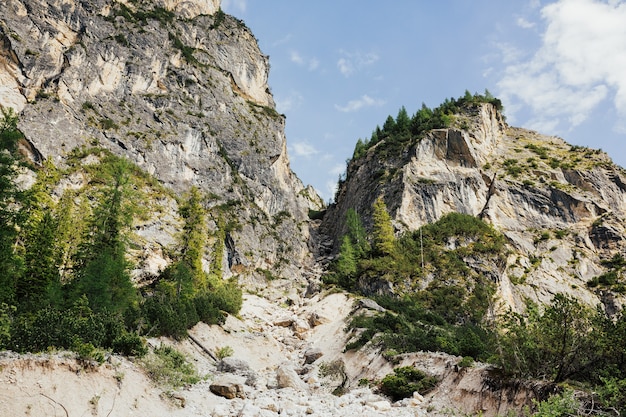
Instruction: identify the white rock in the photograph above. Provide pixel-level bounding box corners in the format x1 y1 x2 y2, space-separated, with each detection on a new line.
368 400 392 411
276 364 307 391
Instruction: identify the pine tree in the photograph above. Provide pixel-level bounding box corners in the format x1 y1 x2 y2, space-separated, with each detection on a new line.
0 108 25 305
345 208 369 258
335 235 357 286
17 211 60 307
177 187 208 292
17 161 62 309
71 159 137 313
395 106 410 134
372 197 395 256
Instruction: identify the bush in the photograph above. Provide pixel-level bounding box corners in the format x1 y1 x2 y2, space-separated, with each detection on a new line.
215 345 234 360
141 345 201 388
525 389 580 417
379 366 438 401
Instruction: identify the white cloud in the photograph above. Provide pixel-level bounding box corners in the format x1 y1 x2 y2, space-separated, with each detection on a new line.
335 95 385 113
498 0 626 132
275 90 303 113
290 51 304 65
221 0 246 13
290 50 319 71
337 50 379 77
337 58 353 76
516 17 535 28
289 141 319 158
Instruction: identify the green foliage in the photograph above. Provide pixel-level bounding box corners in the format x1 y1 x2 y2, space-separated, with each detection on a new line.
495 295 602 383
597 377 626 415
141 345 201 388
70 159 138 314
349 90 503 162
346 296 495 360
5 296 144 356
379 366 438 401
216 345 234 360
0 108 26 305
177 187 209 291
372 197 395 256
588 254 626 292
211 8 226 29
140 187 242 339
108 3 175 26
345 208 369 257
169 32 202 66
332 211 502 360
335 236 357 287
525 389 581 417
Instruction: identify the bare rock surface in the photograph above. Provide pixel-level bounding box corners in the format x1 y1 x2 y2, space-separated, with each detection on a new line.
0 291 555 416
323 102 626 312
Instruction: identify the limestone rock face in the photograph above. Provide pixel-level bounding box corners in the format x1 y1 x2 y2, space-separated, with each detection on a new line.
323 102 626 311
0 0 323 284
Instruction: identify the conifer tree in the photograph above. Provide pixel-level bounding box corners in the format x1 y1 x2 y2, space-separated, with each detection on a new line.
71 159 137 313
372 197 395 256
0 108 25 304
345 208 369 258
17 161 62 309
395 106 410 134
177 186 208 292
335 235 357 288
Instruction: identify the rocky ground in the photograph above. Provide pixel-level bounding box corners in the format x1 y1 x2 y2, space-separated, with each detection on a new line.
0 289 543 417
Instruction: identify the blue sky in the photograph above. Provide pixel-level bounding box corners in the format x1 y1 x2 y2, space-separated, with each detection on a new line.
222 1 626 201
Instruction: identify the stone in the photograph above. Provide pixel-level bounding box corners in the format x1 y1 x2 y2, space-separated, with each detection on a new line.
274 317 295 327
276 364 307 391
210 375 246 399
357 298 386 312
217 357 252 375
307 312 325 327
303 348 323 364
367 400 392 411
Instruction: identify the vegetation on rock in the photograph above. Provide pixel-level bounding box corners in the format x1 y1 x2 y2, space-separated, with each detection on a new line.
349 90 502 163
0 111 242 355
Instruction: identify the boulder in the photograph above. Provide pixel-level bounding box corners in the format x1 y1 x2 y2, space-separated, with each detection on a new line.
273 316 295 327
303 348 323 364
358 298 386 312
276 364 307 391
217 357 252 375
209 375 246 399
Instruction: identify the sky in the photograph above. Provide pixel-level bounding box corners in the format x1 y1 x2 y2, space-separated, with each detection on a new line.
221 0 626 201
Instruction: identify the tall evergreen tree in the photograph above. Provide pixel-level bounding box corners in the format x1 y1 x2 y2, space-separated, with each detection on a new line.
0 108 25 305
71 159 137 313
372 197 395 256
345 208 369 258
336 235 357 286
177 186 208 292
17 160 62 309
395 106 411 134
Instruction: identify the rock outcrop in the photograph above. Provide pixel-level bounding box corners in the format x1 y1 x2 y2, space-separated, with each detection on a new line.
324 102 626 311
0 0 323 286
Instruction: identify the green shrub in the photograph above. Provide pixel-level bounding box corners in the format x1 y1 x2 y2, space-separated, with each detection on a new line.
458 356 474 368
141 345 201 388
379 366 438 401
525 389 580 417
216 345 234 360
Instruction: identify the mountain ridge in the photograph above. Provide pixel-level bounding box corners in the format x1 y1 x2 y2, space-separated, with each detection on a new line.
1 1 626 416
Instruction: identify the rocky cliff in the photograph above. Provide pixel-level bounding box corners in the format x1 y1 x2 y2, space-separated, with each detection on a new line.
323 102 626 312
2 2 626 416
0 0 322 289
